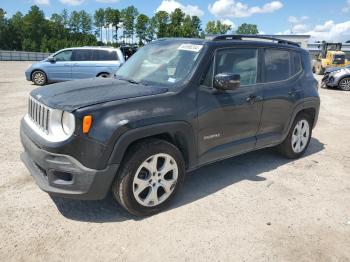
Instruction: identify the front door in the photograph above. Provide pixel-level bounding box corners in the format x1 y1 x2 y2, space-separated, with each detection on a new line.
197 47 263 165
45 50 73 81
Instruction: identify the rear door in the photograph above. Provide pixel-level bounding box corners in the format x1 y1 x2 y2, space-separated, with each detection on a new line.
256 48 303 147
71 49 95 79
45 50 73 81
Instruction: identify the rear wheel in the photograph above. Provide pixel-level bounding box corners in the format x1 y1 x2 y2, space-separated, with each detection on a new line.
112 139 185 216
338 77 350 91
32 70 47 86
277 113 312 159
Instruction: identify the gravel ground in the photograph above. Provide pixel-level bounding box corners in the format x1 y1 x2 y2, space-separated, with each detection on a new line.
0 61 350 262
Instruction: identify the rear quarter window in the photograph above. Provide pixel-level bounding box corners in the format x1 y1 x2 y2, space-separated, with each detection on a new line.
92 50 118 61
264 49 303 83
264 49 290 82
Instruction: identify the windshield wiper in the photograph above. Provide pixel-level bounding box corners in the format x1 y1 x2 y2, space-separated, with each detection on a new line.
117 77 148 86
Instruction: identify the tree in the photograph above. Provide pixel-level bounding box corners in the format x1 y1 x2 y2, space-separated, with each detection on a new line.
69 11 80 33
0 8 9 49
121 6 138 43
135 14 149 45
153 11 169 38
109 9 121 42
236 23 259 35
169 8 184 37
8 12 24 50
22 5 47 51
94 8 105 42
205 20 232 35
182 15 201 38
79 10 92 34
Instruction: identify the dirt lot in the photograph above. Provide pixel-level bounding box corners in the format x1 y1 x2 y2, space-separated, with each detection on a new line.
0 61 350 262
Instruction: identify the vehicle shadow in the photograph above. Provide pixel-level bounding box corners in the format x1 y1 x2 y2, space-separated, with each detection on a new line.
52 137 324 223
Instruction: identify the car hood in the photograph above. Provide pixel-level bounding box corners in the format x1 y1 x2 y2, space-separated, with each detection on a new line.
328 67 350 76
30 78 168 111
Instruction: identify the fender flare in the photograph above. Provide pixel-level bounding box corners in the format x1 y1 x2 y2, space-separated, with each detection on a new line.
282 98 320 141
107 121 197 170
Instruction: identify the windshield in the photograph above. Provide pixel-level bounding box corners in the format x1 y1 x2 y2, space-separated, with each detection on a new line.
116 41 203 86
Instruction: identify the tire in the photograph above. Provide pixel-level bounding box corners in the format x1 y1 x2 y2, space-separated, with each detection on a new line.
338 77 350 91
112 139 185 216
277 113 312 159
97 73 110 78
315 62 325 75
32 70 47 86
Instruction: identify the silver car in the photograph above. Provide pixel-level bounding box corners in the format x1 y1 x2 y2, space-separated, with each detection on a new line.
25 47 125 86
322 66 350 91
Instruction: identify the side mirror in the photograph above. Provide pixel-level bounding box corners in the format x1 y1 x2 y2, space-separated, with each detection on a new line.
47 57 56 63
213 73 240 91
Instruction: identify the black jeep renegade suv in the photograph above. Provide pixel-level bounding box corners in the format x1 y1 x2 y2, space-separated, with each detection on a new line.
20 35 320 216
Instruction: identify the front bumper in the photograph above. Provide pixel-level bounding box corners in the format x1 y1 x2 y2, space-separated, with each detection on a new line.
321 73 337 87
25 70 31 81
20 128 119 200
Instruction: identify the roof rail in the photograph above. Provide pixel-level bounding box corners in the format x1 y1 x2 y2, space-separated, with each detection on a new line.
210 34 300 47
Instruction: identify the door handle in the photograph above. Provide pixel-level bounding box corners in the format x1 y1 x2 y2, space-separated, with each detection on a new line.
64 63 70 66
288 89 301 96
246 94 263 103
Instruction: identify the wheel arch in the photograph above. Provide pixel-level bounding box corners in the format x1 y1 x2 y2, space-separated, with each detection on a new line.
282 99 320 142
96 71 111 77
107 121 197 170
30 69 47 81
336 75 350 86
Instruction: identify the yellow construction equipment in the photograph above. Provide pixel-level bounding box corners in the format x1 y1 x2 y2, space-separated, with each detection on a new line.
312 42 350 75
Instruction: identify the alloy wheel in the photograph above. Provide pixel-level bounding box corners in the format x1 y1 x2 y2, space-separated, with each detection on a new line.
339 79 350 91
33 72 45 85
291 119 310 153
132 153 178 207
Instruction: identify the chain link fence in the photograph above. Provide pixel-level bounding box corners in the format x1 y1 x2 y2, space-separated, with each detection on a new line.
0 50 51 61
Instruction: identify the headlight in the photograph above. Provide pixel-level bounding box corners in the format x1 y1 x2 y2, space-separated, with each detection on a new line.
61 111 75 136
47 109 75 141
26 64 33 70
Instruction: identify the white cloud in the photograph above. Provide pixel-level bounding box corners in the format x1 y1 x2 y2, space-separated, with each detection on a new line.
288 15 308 24
34 0 50 5
343 0 350 12
307 20 350 41
156 0 204 17
59 0 85 6
286 16 309 34
208 0 283 18
96 0 120 3
220 19 236 29
279 19 350 42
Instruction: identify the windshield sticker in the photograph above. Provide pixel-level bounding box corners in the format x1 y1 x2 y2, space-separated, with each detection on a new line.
178 44 203 52
168 77 176 83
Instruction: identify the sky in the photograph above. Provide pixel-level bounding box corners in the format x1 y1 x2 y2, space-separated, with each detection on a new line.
1 0 350 41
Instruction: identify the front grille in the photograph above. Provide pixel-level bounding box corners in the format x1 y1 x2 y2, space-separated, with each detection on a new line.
28 97 50 133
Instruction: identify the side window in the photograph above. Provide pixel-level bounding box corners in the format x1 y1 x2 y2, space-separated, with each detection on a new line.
216 48 258 86
264 49 290 82
92 50 118 61
291 51 302 75
54 50 72 62
72 49 93 61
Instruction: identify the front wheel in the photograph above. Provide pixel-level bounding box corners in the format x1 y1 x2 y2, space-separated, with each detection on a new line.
32 70 47 86
112 139 185 216
277 113 312 159
338 77 350 91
